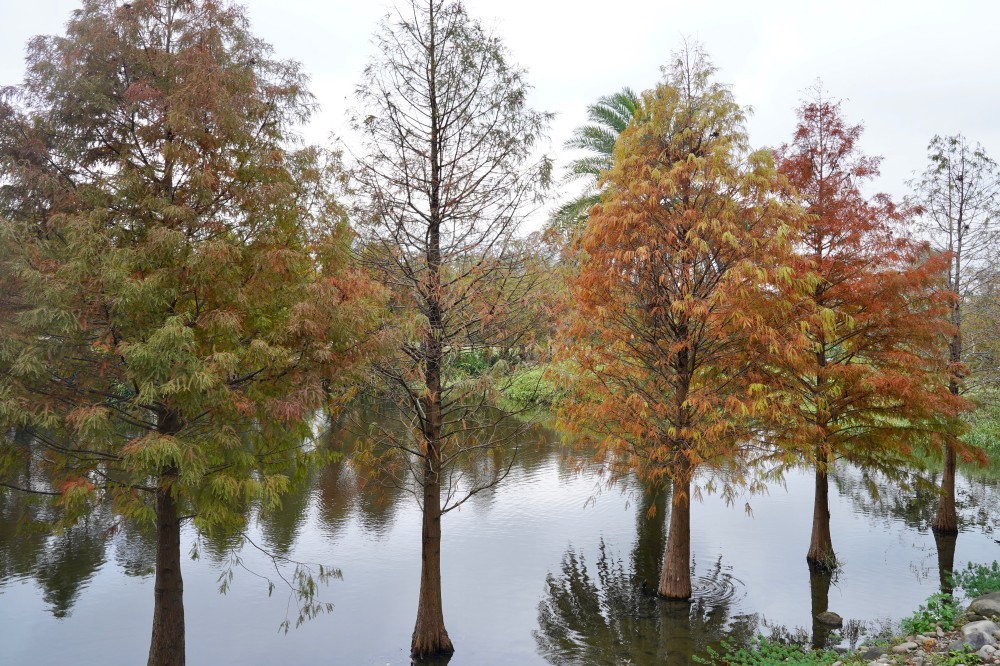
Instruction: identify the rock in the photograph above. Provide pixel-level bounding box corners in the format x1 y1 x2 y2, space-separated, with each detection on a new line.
892 641 918 653
970 592 1000 618
860 645 885 659
915 633 931 642
831 661 842 666
947 639 968 652
816 610 843 626
962 619 1000 649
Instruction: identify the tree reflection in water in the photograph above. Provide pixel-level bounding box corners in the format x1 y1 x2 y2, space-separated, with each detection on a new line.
0 430 111 617
808 564 836 649
0 486 159 618
534 483 758 665
832 463 997 595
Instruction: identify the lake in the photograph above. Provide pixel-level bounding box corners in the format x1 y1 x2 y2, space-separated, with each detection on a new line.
1 416 997 665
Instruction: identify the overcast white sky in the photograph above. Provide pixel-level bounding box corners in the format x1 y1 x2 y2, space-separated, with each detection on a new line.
3 1 999 220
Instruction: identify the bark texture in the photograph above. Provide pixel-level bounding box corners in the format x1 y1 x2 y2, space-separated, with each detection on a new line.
658 475 692 600
148 468 184 666
806 453 836 571
934 305 962 535
411 444 454 659
933 442 959 534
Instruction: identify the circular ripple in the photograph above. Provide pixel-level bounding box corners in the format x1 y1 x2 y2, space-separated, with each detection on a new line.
690 564 747 606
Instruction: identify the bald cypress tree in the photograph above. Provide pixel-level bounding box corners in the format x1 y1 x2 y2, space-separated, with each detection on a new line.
0 2 379 664
352 0 550 657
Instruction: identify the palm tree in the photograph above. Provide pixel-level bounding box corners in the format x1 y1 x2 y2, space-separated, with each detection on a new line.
550 88 639 234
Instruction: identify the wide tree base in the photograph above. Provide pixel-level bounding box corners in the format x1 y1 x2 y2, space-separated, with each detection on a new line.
806 550 838 574
657 570 693 600
411 632 455 662
932 494 959 535
931 521 959 536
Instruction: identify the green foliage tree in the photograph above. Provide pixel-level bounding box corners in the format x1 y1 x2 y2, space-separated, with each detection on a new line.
0 1 380 664
351 0 550 657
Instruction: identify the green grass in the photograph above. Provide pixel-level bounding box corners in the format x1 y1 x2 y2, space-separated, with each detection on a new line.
963 395 1000 461
694 636 841 665
501 365 560 410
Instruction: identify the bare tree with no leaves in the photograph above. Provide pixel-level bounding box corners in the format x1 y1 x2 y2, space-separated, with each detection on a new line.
350 0 551 658
910 134 1000 534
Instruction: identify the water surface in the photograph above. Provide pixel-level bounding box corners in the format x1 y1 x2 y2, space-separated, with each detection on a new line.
1 418 997 665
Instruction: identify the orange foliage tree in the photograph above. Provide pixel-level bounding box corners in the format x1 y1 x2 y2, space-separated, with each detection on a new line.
558 46 801 600
772 95 970 571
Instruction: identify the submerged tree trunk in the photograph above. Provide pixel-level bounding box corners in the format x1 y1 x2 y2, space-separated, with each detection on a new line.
933 442 959 534
411 441 454 659
148 468 184 666
806 447 836 571
658 473 692 600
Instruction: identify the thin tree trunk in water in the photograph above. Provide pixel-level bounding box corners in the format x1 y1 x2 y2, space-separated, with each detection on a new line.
411 444 453 658
933 442 959 534
658 474 692 600
934 326 961 534
148 467 184 666
806 447 836 570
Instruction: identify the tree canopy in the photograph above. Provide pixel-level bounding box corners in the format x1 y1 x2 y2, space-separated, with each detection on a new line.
0 1 380 663
558 45 801 599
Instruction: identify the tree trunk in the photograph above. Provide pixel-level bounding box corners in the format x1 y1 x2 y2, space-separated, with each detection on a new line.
410 7 452 655
148 468 184 666
411 447 454 659
657 473 692 600
934 320 962 535
933 442 958 534
806 449 836 571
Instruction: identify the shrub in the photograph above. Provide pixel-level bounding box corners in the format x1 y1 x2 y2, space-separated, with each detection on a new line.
900 592 960 634
695 636 840 665
953 561 1000 598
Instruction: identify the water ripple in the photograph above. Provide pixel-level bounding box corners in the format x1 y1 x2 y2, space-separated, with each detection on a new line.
691 562 747 608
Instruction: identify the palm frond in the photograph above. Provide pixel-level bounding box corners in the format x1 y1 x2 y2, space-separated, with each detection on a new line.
551 87 640 233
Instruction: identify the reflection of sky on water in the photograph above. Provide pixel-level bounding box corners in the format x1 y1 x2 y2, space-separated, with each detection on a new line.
0 420 997 665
